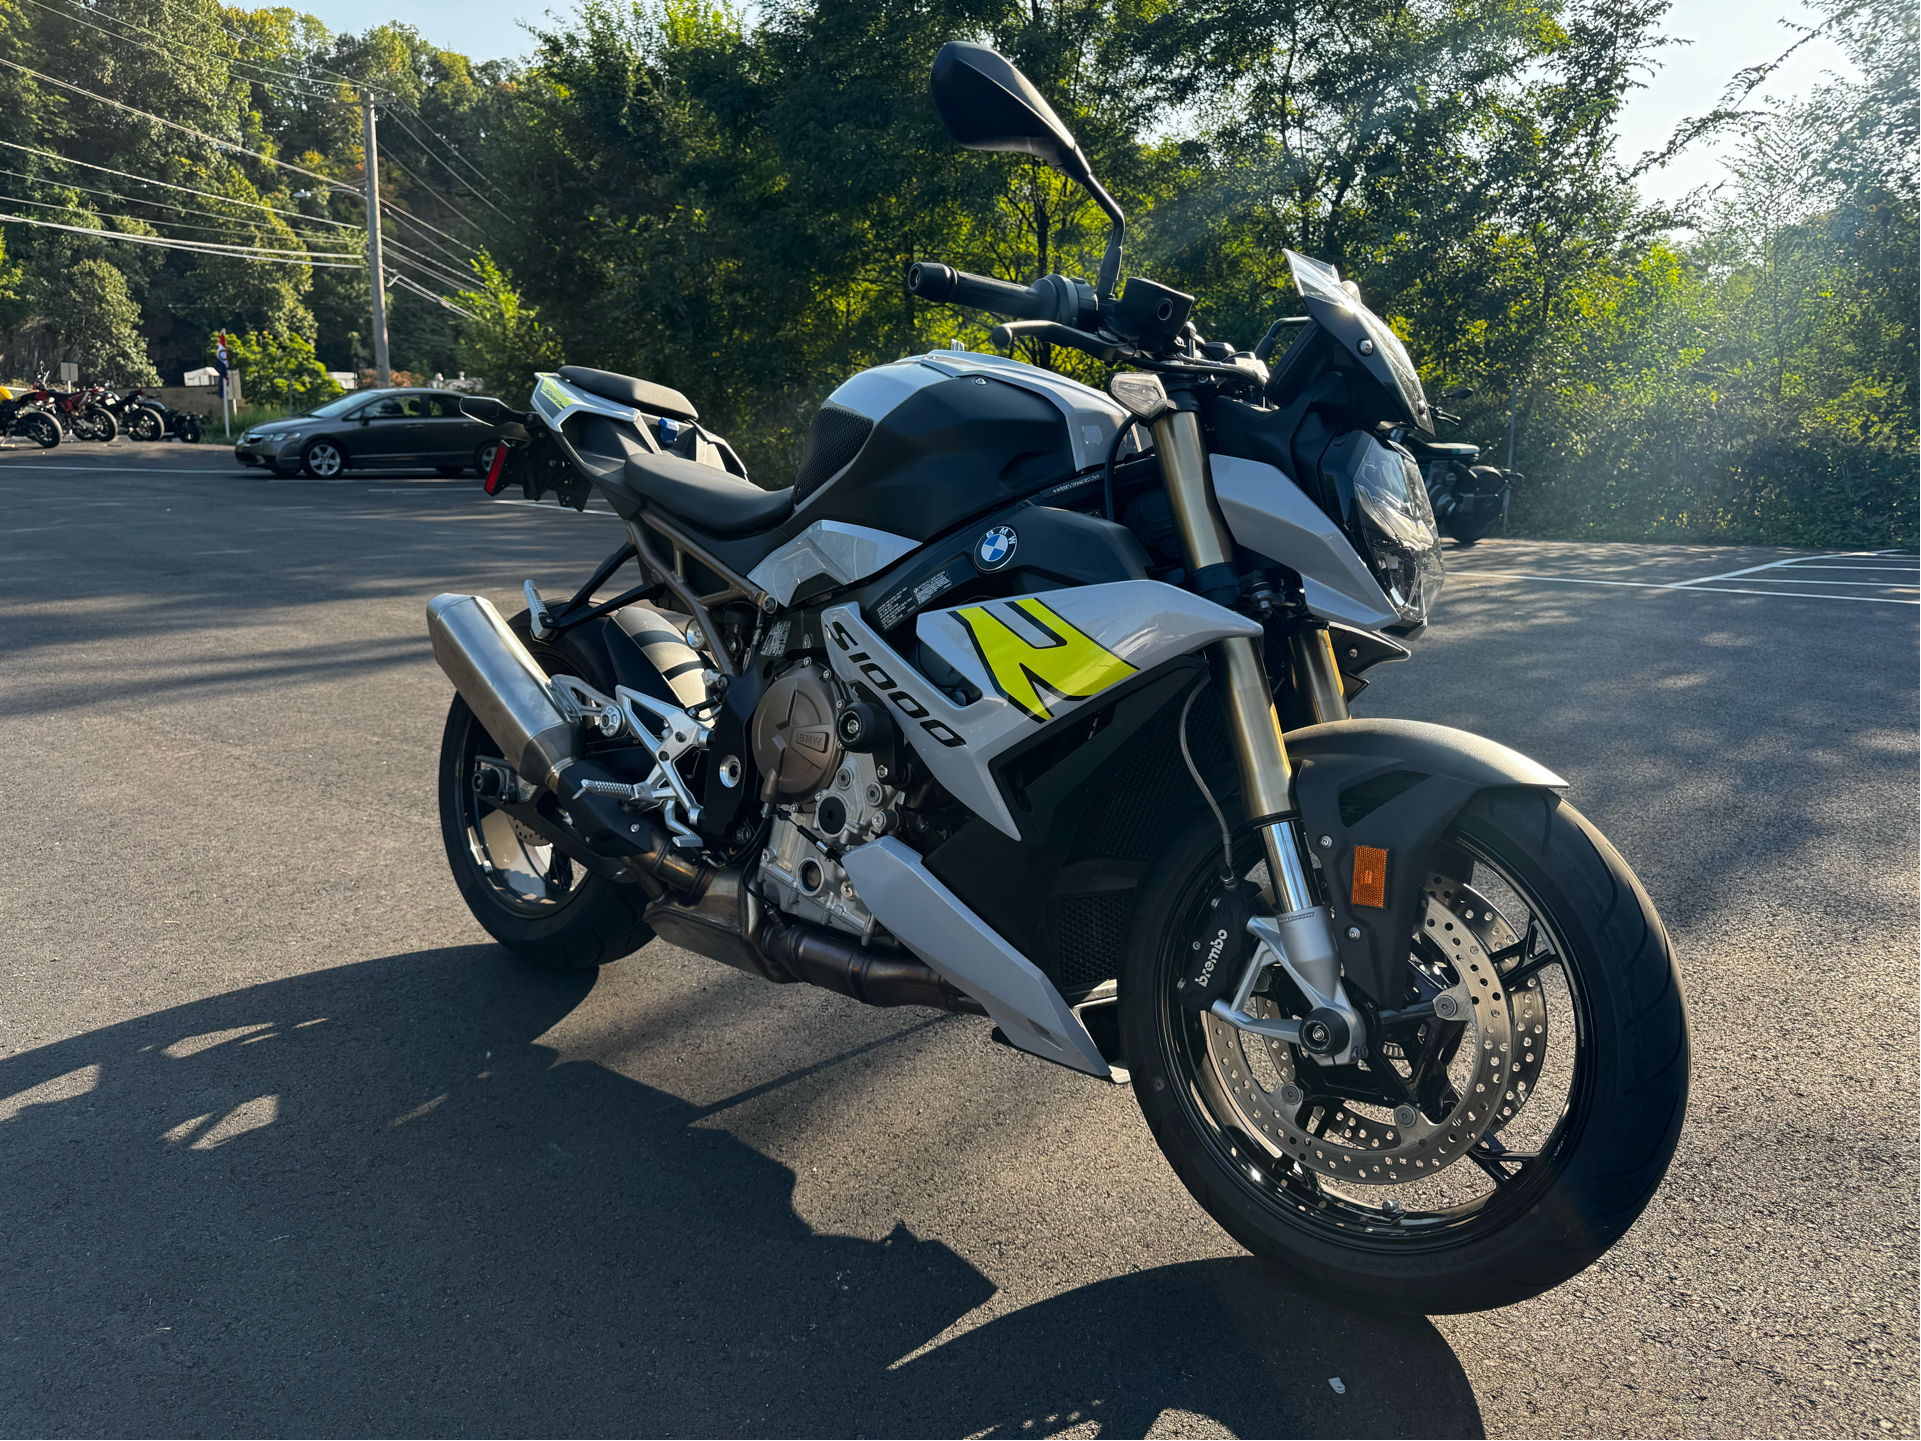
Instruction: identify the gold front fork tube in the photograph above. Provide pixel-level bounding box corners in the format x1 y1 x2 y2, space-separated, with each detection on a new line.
1288 626 1351 725
1151 409 1316 910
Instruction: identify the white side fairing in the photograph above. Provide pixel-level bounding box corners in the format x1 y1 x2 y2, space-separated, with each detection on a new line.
823 580 1260 840
747 521 920 606
1212 454 1399 630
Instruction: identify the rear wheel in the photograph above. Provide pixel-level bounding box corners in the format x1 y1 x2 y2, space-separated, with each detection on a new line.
126 407 164 442
1121 794 1688 1313
436 618 656 971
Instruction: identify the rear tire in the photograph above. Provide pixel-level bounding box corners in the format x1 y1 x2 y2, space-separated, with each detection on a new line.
436 616 657 971
127 407 164 442
1120 793 1688 1313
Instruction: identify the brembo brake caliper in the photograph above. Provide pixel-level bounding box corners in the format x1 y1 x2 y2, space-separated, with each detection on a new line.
549 675 711 848
1180 888 1367 1067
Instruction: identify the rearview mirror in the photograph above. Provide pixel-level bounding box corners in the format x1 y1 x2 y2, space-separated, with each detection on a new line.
929 41 1127 299
930 42 1089 183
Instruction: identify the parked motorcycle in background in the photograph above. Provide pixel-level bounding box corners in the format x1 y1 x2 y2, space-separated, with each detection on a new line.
94 384 167 443
423 43 1689 1314
29 374 116 441
0 389 61 447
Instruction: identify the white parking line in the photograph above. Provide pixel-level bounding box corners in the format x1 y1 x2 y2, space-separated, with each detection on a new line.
1669 551 1909 586
1450 572 1921 605
488 499 623 518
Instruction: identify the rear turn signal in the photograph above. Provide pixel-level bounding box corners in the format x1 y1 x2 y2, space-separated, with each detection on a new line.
1351 846 1387 908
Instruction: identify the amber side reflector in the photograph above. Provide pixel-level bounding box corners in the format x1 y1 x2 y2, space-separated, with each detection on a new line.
1352 846 1388 908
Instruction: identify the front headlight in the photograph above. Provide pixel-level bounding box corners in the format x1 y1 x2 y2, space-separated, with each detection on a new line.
1350 440 1444 627
277 430 304 445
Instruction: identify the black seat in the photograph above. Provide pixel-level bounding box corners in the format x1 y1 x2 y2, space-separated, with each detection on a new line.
622 450 794 536
559 365 700 422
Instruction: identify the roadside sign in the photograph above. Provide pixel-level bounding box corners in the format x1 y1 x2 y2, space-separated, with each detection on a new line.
58 361 77 385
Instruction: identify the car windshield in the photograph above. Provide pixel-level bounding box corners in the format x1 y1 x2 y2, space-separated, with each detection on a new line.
302 393 365 419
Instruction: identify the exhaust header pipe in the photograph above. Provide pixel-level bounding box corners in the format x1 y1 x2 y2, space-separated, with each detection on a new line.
427 592 580 792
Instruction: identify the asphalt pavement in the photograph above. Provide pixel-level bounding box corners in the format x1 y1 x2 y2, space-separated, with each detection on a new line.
2 439 1915 1439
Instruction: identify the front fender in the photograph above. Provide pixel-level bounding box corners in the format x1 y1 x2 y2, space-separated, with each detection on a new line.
1283 719 1567 1010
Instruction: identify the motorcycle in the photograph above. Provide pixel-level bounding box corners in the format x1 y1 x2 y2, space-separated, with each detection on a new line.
30 374 117 441
1409 387 1516 547
0 390 61 448
95 385 168 443
426 43 1688 1313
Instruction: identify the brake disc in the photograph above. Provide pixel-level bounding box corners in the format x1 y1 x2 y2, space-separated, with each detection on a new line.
1421 870 1548 1136
1202 879 1521 1186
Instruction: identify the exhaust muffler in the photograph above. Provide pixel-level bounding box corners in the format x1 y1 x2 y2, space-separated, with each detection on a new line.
426 591 703 889
427 592 580 792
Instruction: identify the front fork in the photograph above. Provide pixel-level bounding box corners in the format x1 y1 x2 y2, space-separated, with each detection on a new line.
1151 408 1364 1063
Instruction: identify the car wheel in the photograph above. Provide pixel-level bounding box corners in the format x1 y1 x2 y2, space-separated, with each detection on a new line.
474 440 500 478
302 438 345 478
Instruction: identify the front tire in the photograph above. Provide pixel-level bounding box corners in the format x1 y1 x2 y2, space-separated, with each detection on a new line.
20 412 59 448
302 438 345 477
1120 794 1688 1313
127 407 164 442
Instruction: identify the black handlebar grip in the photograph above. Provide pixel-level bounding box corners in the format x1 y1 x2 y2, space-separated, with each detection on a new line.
907 262 1046 319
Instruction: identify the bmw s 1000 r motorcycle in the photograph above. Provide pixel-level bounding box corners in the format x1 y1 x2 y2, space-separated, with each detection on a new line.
427 43 1688 1313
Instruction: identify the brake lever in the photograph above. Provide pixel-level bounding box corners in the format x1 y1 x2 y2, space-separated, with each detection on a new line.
989 319 1136 365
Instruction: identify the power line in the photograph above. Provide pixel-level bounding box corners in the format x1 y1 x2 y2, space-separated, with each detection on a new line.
0 140 364 229
382 203 477 268
377 89 511 203
0 186 359 252
0 56 361 196
0 210 364 265
0 164 361 247
15 0 343 104
379 152 488 235
379 106 511 220
381 192 479 255
392 271 476 319
378 233 476 293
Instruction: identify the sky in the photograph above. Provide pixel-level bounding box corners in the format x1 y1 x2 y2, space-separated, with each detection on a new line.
331 0 1856 206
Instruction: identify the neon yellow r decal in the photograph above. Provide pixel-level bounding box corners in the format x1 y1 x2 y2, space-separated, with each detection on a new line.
952 598 1138 723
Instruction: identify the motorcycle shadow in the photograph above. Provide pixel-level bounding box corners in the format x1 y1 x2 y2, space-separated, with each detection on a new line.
0 946 1481 1439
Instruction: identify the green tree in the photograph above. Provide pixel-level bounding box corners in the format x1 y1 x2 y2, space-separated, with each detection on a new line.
455 253 564 406
222 328 342 411
39 259 159 385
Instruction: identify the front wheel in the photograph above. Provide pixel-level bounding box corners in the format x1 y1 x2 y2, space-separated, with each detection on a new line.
302 438 344 477
1120 792 1688 1313
126 407 164 442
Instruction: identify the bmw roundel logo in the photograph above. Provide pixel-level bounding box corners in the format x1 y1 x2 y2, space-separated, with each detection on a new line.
977 525 1018 570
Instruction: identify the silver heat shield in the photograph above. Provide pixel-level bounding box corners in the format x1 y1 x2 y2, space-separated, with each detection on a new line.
426 592 580 790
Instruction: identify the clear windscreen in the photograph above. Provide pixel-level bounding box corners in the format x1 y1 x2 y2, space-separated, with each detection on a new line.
1284 250 1430 431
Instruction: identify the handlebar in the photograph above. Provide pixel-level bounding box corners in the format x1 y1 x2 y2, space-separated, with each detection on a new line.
906 262 1051 320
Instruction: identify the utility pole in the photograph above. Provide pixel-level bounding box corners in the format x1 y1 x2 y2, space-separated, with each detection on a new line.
360 90 391 389
1505 378 1519 471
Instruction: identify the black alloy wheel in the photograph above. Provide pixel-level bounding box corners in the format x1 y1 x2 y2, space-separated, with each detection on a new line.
1121 796 1688 1313
126 407 163 442
17 411 59 448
